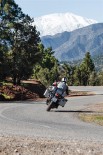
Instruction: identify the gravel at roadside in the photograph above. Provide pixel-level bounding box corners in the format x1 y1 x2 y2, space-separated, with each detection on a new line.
0 135 103 155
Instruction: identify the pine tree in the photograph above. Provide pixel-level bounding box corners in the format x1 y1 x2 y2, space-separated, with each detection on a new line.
80 52 95 85
33 45 59 86
0 0 42 84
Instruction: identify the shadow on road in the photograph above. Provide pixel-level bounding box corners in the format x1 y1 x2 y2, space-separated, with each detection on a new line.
54 110 95 113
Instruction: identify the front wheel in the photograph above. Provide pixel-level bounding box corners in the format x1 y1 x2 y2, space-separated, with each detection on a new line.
46 101 55 111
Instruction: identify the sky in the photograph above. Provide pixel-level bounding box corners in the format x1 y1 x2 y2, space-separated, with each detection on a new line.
15 0 103 22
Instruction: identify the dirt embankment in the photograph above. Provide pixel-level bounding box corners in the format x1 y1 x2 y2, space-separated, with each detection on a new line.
0 80 46 101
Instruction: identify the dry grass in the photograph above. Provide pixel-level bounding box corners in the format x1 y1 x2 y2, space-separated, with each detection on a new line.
79 103 103 126
69 90 94 97
79 113 103 126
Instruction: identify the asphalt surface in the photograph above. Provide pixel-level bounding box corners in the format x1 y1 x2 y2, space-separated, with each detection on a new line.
0 86 103 142
69 86 103 95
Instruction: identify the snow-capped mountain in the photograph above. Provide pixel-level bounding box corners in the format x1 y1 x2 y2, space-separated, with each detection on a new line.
41 23 103 62
34 12 98 36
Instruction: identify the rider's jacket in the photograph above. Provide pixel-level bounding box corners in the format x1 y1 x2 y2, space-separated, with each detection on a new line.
57 82 69 95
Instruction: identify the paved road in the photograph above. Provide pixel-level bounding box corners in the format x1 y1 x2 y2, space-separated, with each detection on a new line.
69 86 103 95
0 87 103 141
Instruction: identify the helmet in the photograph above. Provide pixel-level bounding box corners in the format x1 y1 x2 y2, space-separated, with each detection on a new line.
61 77 67 82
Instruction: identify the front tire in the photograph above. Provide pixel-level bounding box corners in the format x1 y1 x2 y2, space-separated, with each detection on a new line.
46 101 55 111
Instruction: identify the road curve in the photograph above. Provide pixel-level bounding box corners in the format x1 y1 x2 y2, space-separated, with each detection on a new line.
0 92 103 141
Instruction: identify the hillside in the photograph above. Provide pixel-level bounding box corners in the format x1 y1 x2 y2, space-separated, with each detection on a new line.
41 23 103 62
93 54 103 71
61 54 103 71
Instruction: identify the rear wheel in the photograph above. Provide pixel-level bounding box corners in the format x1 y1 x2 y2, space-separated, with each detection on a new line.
46 101 55 111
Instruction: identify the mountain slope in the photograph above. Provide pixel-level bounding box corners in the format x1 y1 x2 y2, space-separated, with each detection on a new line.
41 23 103 61
34 12 97 36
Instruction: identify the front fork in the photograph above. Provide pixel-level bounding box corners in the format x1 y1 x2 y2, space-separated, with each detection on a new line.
46 97 59 108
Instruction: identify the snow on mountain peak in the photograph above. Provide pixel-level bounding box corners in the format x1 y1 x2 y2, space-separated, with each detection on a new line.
33 12 98 36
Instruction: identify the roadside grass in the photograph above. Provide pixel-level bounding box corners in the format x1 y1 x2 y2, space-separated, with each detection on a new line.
79 113 103 126
69 90 93 97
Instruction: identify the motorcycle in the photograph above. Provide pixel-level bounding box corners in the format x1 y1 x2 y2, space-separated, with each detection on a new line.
44 86 68 111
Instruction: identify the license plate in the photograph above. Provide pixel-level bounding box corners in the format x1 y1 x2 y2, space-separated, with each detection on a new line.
52 97 57 102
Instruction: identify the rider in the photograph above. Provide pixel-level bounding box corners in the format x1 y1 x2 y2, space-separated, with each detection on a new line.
57 77 69 96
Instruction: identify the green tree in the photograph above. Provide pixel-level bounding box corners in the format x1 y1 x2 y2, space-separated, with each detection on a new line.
61 63 73 85
88 71 98 86
97 72 103 85
0 0 42 84
79 52 95 85
10 16 41 85
33 45 59 86
73 66 81 85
